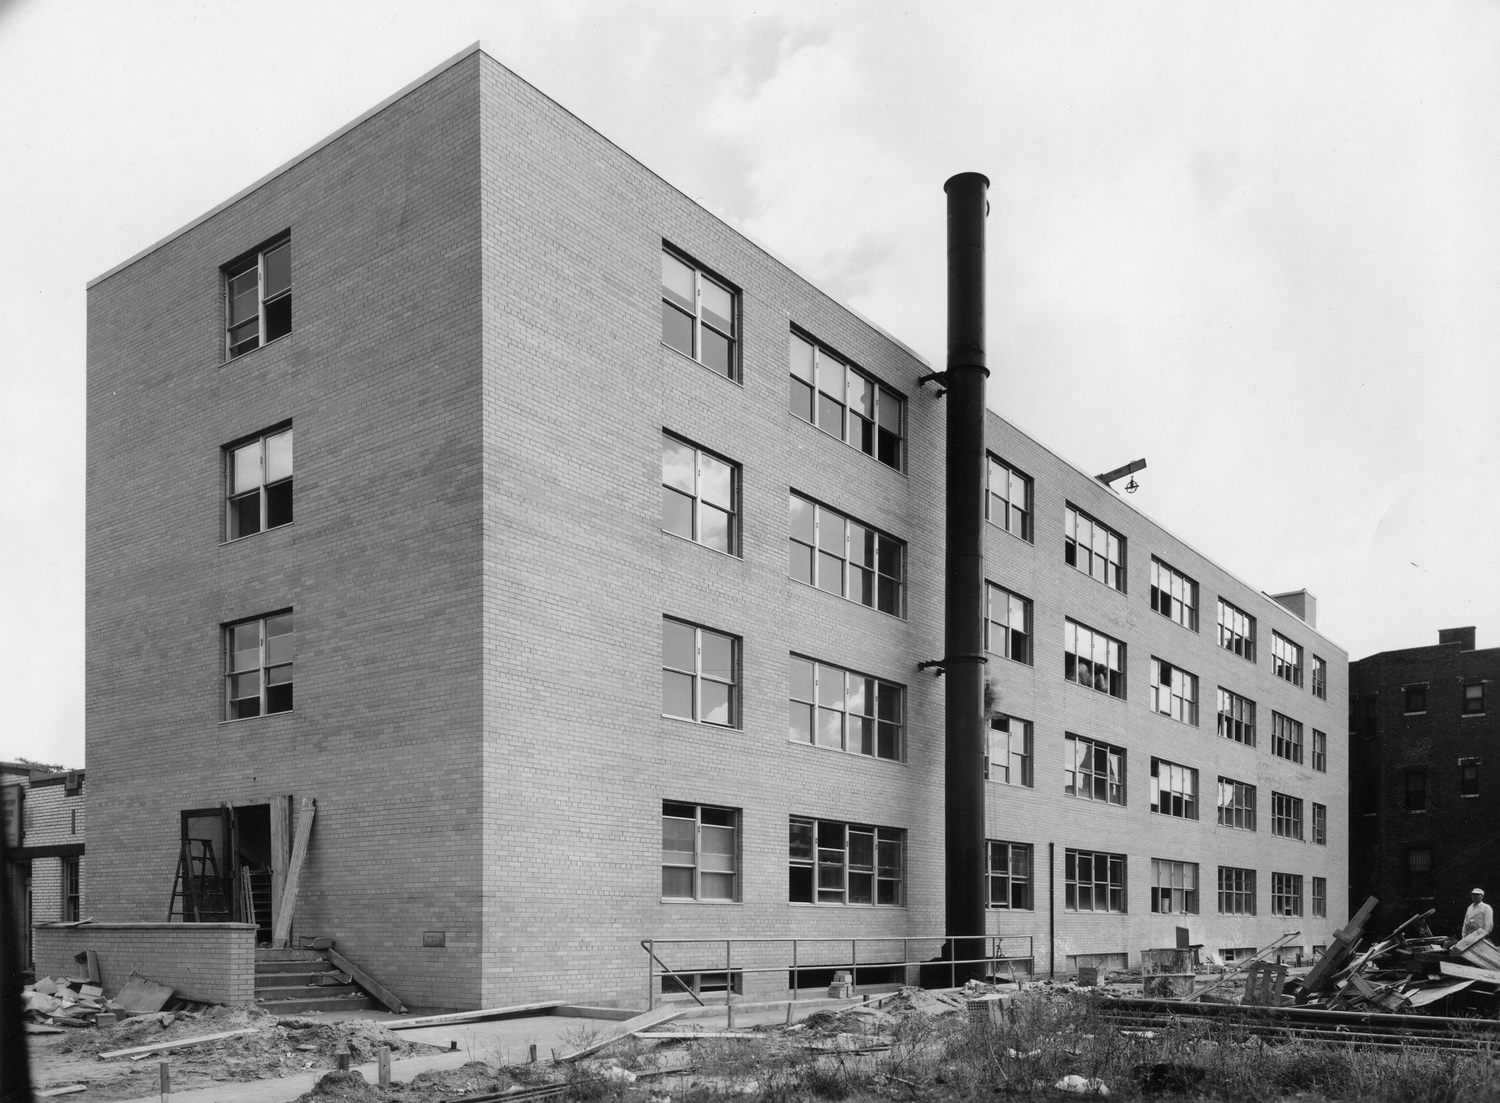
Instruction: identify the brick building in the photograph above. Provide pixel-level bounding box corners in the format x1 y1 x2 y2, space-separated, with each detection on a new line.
2 761 86 966
1348 627 1499 935
85 45 1348 1009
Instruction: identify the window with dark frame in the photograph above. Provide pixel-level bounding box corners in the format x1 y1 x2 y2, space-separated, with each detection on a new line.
1312 729 1327 772
1404 684 1427 714
61 856 80 922
661 618 739 727
1271 872 1303 917
662 248 736 378
985 582 1032 665
1064 619 1126 698
1464 683 1486 715
1150 659 1199 724
1217 599 1256 661
1217 687 1256 746
1312 802 1327 845
225 234 291 359
987 841 1033 909
661 802 739 901
789 332 905 470
226 426 293 540
1217 777 1256 831
788 493 903 616
225 612 294 719
1271 712 1304 764
1065 734 1125 805
1065 848 1126 912
1218 866 1256 915
1312 655 1327 699
1150 758 1198 820
986 455 1032 540
1064 505 1124 591
789 817 904 906
1150 858 1198 915
1313 876 1327 917
1150 558 1198 630
661 433 739 555
787 655 904 761
1461 760 1480 796
987 715 1034 787
1405 768 1427 811
1271 792 1303 840
1271 631 1304 687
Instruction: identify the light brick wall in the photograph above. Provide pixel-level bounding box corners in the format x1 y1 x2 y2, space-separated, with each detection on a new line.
33 923 256 1004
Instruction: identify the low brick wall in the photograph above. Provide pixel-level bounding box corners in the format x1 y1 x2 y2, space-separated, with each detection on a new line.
33 922 257 1004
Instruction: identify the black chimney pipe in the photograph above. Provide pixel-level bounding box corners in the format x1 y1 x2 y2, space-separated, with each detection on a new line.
944 172 990 984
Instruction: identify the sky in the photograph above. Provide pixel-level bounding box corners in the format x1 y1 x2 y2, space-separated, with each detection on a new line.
2 0 1497 769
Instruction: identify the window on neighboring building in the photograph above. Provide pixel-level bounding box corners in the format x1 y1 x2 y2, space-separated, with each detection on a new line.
1312 655 1328 700
1271 792 1303 840
225 234 291 359
1271 631 1304 687
1312 729 1327 773
1064 505 1125 590
1464 682 1486 715
661 434 739 555
1150 859 1199 915
1064 619 1125 698
1218 866 1256 915
1065 734 1125 805
1271 712 1304 764
61 856 79 922
225 612 294 719
985 583 1032 665
788 655 903 761
788 817 904 905
986 455 1032 540
788 332 905 470
1217 599 1256 661
1405 768 1427 811
1403 684 1427 714
1461 760 1480 796
1217 777 1257 831
1312 802 1327 845
1363 693 1380 738
1150 559 1198 630
987 841 1033 909
662 248 736 378
1312 876 1327 917
1065 849 1126 912
1408 847 1434 895
1217 687 1256 746
1271 872 1303 917
788 493 903 616
661 802 738 901
662 618 739 726
1150 659 1199 725
987 716 1033 787
1150 758 1198 820
226 426 293 540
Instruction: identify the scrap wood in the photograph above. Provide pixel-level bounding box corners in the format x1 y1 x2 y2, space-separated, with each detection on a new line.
638 1030 762 1039
1438 961 1500 985
272 796 315 947
327 947 408 1013
552 1007 685 1061
1407 979 1476 1007
1460 939 1500 969
100 1027 259 1060
1301 897 1378 998
388 1000 562 1030
1183 932 1301 1002
36 1087 88 1098
113 973 174 1014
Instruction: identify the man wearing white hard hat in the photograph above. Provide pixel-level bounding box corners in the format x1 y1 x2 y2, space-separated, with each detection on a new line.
1461 888 1493 944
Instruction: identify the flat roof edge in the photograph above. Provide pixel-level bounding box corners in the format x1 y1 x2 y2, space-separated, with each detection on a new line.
86 42 484 289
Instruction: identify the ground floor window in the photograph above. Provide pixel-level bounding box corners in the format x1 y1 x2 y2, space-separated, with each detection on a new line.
789 817 903 906
1271 872 1303 917
1065 849 1126 912
1312 876 1327 918
987 840 1032 909
1218 867 1256 915
661 802 739 901
60 856 80 922
1150 858 1198 914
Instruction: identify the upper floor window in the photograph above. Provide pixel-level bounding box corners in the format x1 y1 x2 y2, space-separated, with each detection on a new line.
788 655 903 761
1150 758 1198 820
226 425 292 540
61 856 80 922
1271 872 1303 917
1271 712 1304 764
1150 558 1198 630
1312 729 1327 772
1150 659 1199 725
985 583 1032 665
661 802 738 901
661 248 736 379
1064 505 1124 591
789 817 903 906
987 841 1033 909
1217 777 1256 831
1311 655 1328 699
1217 687 1256 747
987 715 1033 787
1462 760 1481 796
1464 682 1486 715
986 456 1032 540
225 612 293 719
1404 684 1428 714
788 493 903 616
1065 849 1126 913
662 618 738 727
789 332 904 470
662 433 738 555
1312 876 1328 918
225 235 291 359
1064 619 1125 698
1271 631 1304 687
1065 734 1125 806
1271 792 1303 840
1405 768 1427 811
1150 859 1198 915
1312 802 1327 845
1217 599 1256 662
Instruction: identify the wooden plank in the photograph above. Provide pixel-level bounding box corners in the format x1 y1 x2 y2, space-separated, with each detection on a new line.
270 795 290 940
1407 979 1475 1007
113 974 174 1014
553 1008 685 1062
1439 961 1500 984
1183 932 1300 1002
1461 940 1500 970
638 1031 760 1039
1454 929 1491 953
271 797 315 948
1302 896 1378 996
100 1028 259 1060
387 1000 564 1030
36 1086 88 1097
327 948 407 1014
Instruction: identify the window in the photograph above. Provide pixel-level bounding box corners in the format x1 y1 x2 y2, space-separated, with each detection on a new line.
1271 792 1303 840
661 434 738 554
789 332 904 470
1461 760 1480 796
1312 803 1327 845
1218 867 1256 915
1408 847 1434 895
1271 712 1303 764
1063 619 1126 698
1217 599 1256 661
225 612 294 719
1404 684 1428 714
1271 872 1303 917
1064 505 1124 590
662 618 738 726
1312 729 1327 772
1217 688 1256 746
1150 758 1198 820
61 856 79 922
1065 849 1126 912
788 656 904 761
1312 656 1327 700
1217 778 1256 831
226 426 293 539
1464 683 1486 715
661 802 738 901
225 235 291 358
1312 876 1327 918
662 972 742 997
1271 631 1303 687
789 817 903 905
987 841 1033 909
985 583 1032 664
987 716 1033 787
1150 859 1198 915
788 493 903 616
661 248 736 378
1150 659 1199 725
1405 769 1427 811
1362 693 1380 738
986 455 1032 540
1150 559 1198 630
1065 734 1125 805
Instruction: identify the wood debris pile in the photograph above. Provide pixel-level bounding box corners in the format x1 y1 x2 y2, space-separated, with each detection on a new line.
22 971 178 1030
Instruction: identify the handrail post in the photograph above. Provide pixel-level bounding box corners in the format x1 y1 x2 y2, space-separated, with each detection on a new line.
726 939 734 1030
851 938 857 995
646 939 655 1010
792 936 798 999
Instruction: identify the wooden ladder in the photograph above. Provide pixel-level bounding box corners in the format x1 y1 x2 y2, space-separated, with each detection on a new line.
168 839 232 922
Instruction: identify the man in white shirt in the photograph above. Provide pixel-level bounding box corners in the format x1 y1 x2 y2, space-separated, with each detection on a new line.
1461 888 1494 943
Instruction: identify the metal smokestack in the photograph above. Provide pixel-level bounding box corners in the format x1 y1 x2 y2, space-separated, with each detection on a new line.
943 172 990 983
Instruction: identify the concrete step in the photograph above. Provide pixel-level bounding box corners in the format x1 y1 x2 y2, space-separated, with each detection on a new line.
256 949 327 963
255 971 336 989
257 982 365 1001
258 993 377 1014
255 959 335 976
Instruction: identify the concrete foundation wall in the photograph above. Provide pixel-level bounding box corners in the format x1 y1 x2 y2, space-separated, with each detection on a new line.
33 922 257 1005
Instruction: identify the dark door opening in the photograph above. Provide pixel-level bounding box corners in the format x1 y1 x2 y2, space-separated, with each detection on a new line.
175 804 274 943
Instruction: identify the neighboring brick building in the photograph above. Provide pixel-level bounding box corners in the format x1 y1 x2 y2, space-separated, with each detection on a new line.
85 45 1348 1009
1349 627 1499 935
2 761 86 967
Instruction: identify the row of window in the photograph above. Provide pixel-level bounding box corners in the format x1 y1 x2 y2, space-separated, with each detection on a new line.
1404 761 1483 808
1353 684 1488 738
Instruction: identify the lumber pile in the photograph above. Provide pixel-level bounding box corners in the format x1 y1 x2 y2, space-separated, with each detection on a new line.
21 971 176 1029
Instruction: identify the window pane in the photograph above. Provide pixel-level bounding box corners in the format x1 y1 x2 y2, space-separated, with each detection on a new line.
790 334 815 381
263 296 291 341
789 496 815 544
662 487 694 539
700 681 731 725
789 820 814 859
662 816 695 860
817 708 843 748
700 278 733 333
662 867 694 897
229 492 261 539
265 481 293 529
661 253 695 311
661 303 694 356
817 552 844 594
227 269 259 327
817 669 845 708
790 657 815 701
790 377 814 421
662 438 695 492
230 622 260 671
789 701 813 742
789 542 813 584
817 392 843 434
663 620 696 671
662 671 694 719
698 454 732 509
700 872 734 900
700 824 735 871
232 441 263 494
262 241 291 298
699 505 730 552
701 329 732 376
700 632 734 681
